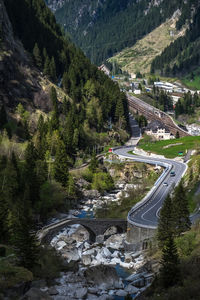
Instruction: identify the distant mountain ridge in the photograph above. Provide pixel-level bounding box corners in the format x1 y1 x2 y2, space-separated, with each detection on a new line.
46 0 197 65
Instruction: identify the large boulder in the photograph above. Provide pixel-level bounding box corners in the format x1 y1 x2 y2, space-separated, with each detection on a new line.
101 247 112 258
74 287 87 298
85 265 120 290
87 294 99 300
82 254 92 265
125 284 139 294
115 289 127 297
21 288 51 300
48 287 59 295
62 248 80 262
83 190 101 199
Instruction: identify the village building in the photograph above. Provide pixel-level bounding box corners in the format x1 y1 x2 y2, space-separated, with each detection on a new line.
98 64 110 76
145 120 174 140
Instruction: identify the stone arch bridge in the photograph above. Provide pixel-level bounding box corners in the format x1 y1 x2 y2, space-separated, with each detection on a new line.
37 218 127 244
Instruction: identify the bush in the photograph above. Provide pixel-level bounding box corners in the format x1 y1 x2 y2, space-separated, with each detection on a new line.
33 247 66 280
37 180 66 218
82 169 93 183
176 232 198 258
91 172 114 193
0 262 33 290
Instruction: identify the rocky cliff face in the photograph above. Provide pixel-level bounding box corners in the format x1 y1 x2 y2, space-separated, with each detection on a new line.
45 0 65 12
0 0 51 113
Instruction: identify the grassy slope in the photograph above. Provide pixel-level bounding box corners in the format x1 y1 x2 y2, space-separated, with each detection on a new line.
139 135 200 158
109 16 185 74
182 67 200 90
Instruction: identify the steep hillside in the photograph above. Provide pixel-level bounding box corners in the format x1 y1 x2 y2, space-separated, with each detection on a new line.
0 0 49 111
0 2 130 296
2 0 129 141
151 0 200 78
49 0 195 65
109 13 186 74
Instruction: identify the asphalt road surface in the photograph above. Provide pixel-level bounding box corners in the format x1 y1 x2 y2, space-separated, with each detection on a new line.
113 146 187 229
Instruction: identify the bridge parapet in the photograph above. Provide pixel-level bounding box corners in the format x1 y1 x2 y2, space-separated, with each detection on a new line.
38 218 127 244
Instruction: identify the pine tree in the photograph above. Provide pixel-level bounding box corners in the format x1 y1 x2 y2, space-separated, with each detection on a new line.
62 72 71 94
160 236 180 288
49 57 57 81
0 191 8 243
33 43 42 69
89 152 99 173
0 105 7 129
157 195 174 248
67 174 76 198
172 181 191 236
115 97 124 120
176 131 180 139
62 96 71 115
50 87 59 130
8 197 38 270
24 142 40 205
54 140 69 186
43 55 51 76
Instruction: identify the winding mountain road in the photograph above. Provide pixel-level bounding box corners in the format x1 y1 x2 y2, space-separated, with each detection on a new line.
113 146 187 229
113 113 200 229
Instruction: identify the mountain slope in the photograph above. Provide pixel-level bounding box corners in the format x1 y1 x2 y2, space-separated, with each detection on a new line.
108 12 186 74
2 0 129 140
151 0 200 78
49 0 193 65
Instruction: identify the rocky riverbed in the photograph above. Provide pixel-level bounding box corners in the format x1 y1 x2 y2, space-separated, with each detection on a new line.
47 222 152 300
34 182 154 300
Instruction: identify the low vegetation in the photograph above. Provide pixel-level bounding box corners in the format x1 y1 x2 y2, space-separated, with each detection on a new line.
109 16 184 74
96 162 161 219
138 135 200 158
141 222 200 300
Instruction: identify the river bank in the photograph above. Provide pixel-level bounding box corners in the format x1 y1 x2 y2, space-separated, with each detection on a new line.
34 179 155 300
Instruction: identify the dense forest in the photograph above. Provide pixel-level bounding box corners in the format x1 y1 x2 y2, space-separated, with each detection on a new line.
52 0 195 65
151 0 200 76
4 0 129 151
0 0 130 290
175 92 200 117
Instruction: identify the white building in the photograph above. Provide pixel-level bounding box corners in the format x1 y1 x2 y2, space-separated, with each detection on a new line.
98 64 110 76
134 89 141 95
145 120 174 140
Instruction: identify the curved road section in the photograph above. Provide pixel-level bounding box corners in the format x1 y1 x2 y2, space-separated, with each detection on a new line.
113 147 187 230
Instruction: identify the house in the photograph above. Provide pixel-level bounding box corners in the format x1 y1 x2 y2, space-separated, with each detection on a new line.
145 120 174 140
134 89 141 95
154 81 175 93
130 73 136 79
98 64 110 76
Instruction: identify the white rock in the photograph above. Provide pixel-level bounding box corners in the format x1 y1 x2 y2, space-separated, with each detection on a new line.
110 258 121 265
125 284 139 294
114 279 124 289
119 261 134 269
62 249 80 262
74 287 87 298
96 235 104 244
87 294 99 300
88 287 98 294
98 295 112 300
56 241 67 251
83 248 96 256
84 242 91 250
91 259 101 266
115 289 127 297
125 253 132 263
101 247 112 258
82 254 92 266
99 283 110 291
110 251 120 258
